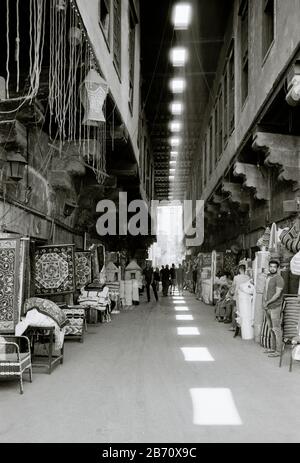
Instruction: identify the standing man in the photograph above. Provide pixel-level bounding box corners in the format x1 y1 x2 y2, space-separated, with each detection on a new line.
159 265 165 292
153 267 160 295
263 258 284 357
170 263 176 295
143 262 158 303
176 263 184 295
192 264 198 293
161 265 170 296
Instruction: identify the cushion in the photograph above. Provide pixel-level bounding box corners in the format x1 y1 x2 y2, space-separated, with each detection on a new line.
290 252 300 276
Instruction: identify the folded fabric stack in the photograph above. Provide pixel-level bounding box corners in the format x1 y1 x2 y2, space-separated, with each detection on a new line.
78 286 110 311
63 308 85 337
106 281 120 302
282 295 300 339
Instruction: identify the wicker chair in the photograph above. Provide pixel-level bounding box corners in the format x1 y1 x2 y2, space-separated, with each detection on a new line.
0 336 32 394
279 295 300 372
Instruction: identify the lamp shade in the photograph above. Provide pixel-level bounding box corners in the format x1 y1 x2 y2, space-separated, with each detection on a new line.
80 69 108 126
6 151 27 181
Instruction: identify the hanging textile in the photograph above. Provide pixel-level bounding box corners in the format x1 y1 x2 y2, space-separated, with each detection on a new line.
257 227 271 250
280 225 300 254
0 237 23 333
223 251 237 273
75 251 92 289
34 244 75 296
268 223 278 254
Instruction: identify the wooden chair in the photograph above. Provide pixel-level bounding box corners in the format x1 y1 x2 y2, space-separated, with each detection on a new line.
279 295 300 372
0 335 32 394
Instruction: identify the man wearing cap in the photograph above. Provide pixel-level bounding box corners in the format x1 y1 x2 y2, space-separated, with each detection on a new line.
263 258 285 357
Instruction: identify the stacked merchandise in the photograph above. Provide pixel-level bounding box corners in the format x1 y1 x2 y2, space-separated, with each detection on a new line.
255 226 273 348
122 260 142 306
238 280 255 340
201 251 223 305
252 251 269 343
106 281 120 313
105 262 121 283
78 285 111 323
62 307 85 342
282 295 300 339
201 253 212 305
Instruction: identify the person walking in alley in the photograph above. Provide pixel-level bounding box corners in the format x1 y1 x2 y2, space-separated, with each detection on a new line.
176 263 184 295
161 265 170 296
153 267 161 295
192 264 198 293
263 258 284 357
170 263 176 294
143 262 158 302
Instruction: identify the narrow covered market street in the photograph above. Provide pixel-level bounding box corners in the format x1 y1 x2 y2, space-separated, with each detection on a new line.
1 292 300 444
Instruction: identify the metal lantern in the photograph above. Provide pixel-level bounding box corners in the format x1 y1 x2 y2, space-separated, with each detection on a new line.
6 151 27 181
79 69 108 126
63 200 78 217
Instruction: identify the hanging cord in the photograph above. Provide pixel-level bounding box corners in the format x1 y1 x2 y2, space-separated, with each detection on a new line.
29 0 33 87
0 0 46 112
6 0 10 98
15 0 20 93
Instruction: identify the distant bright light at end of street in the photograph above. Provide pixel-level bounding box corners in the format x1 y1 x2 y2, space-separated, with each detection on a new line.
172 3 192 29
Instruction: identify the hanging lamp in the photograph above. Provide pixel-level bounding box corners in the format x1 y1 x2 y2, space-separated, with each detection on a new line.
79 69 108 126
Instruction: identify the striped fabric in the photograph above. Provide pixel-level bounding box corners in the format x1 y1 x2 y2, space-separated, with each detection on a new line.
260 314 272 349
280 226 300 254
282 295 300 339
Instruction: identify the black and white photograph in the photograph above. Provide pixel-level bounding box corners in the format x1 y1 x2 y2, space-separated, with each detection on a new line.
0 0 300 448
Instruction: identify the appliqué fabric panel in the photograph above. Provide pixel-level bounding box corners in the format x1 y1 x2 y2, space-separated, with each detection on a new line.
0 238 21 333
75 252 92 289
34 245 75 295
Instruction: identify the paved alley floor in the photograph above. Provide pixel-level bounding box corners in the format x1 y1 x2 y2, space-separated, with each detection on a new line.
1 291 300 443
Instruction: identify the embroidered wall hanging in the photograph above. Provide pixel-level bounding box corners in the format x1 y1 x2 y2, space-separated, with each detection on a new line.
75 251 92 289
0 237 21 333
34 244 75 295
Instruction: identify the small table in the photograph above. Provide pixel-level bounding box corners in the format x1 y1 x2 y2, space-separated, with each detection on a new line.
25 326 64 374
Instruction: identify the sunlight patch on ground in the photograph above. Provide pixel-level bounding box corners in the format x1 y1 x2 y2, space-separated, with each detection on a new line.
190 388 242 426
180 347 214 362
177 327 200 336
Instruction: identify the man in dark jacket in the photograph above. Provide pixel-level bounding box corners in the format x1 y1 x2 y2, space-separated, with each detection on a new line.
161 265 171 296
143 262 158 302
